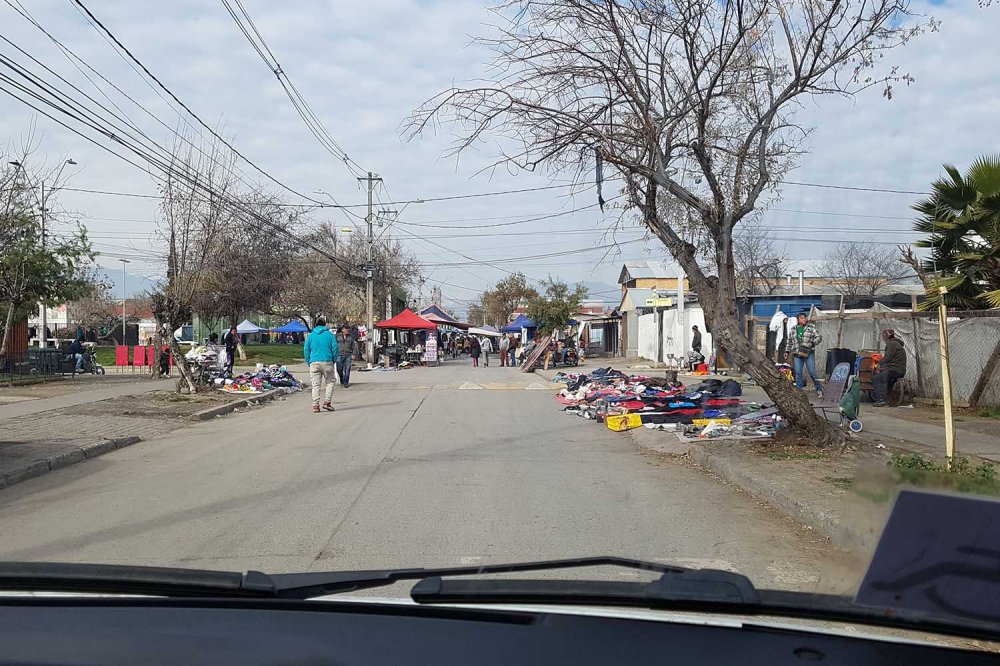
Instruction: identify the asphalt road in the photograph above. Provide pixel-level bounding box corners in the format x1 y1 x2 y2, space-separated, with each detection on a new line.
0 362 861 594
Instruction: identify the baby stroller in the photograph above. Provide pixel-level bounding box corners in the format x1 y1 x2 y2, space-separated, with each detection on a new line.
814 362 863 433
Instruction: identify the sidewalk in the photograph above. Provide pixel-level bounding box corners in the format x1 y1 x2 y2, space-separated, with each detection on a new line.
0 378 167 420
0 374 289 490
535 363 1000 556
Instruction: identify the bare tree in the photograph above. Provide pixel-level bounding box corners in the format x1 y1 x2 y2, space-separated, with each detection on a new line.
192 193 300 328
734 217 788 295
820 241 915 299
151 134 239 392
272 229 421 328
407 0 926 444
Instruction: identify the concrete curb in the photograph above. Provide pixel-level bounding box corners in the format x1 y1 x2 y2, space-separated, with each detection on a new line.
0 435 141 491
190 388 286 421
628 428 870 554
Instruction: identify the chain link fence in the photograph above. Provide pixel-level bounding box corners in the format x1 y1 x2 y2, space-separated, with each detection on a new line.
811 310 1000 408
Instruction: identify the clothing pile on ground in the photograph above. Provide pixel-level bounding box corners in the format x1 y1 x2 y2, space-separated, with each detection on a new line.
217 364 303 394
552 368 782 439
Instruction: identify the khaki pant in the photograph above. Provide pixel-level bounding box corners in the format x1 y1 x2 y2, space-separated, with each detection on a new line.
309 361 336 405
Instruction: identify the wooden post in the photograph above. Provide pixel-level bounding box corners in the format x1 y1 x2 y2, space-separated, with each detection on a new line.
938 287 956 470
835 295 845 348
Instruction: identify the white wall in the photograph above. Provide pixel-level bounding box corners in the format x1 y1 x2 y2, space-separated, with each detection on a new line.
637 312 658 361
636 305 714 364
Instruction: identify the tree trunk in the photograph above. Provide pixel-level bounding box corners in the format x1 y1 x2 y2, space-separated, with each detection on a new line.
643 205 844 446
169 336 198 394
0 303 14 357
701 271 844 446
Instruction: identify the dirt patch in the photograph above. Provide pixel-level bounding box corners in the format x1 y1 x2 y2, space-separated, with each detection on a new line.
878 403 1000 438
68 390 238 420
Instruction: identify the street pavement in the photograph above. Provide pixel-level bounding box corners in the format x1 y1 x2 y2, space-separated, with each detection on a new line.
0 362 861 594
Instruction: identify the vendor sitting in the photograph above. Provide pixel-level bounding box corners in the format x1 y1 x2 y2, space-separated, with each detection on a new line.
872 328 906 407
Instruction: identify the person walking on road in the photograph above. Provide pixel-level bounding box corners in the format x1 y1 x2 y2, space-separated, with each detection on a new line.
508 334 519 367
481 335 493 367
786 312 823 398
469 336 482 367
872 328 906 407
335 324 355 388
498 334 510 367
304 318 339 413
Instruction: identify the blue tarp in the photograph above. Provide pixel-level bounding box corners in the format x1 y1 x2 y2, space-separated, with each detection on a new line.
501 314 537 333
271 320 310 333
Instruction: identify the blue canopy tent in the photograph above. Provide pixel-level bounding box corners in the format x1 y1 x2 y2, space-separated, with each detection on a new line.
501 314 536 333
271 320 310 333
501 314 537 340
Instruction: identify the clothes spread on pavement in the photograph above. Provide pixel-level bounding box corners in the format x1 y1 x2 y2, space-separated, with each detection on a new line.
551 368 782 438
217 365 303 394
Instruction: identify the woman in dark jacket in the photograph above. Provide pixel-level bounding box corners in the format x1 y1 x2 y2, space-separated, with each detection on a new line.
469 336 482 367
223 326 239 376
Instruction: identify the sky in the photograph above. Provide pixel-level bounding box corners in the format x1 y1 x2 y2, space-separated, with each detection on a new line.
1 0 996 316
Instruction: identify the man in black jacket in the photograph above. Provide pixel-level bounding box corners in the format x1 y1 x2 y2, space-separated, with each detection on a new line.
873 328 906 406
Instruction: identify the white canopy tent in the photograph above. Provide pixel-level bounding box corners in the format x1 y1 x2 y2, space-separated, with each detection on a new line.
236 319 264 334
468 326 502 337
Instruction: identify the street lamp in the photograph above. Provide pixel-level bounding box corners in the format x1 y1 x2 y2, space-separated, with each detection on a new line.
119 258 130 346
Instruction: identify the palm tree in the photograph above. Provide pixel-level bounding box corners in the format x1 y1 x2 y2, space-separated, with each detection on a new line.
911 156 1000 309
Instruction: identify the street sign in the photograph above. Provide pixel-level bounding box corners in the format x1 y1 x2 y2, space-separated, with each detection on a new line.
425 336 438 365
644 297 673 307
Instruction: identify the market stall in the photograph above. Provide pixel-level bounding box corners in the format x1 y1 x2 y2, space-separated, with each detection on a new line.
270 319 309 344
236 319 265 344
468 326 502 337
374 309 438 367
501 314 537 342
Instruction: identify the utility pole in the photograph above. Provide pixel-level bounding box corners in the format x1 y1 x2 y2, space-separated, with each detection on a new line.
36 159 76 349
39 180 47 348
358 172 382 367
119 258 130 345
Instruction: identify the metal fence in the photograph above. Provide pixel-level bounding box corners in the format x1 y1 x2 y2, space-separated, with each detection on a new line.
810 310 1000 409
0 349 78 385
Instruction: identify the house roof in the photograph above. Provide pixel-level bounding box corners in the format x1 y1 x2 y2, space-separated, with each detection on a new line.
617 260 679 284
418 304 458 323
758 282 926 297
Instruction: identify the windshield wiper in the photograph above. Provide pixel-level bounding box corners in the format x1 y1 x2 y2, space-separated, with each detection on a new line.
0 562 276 598
0 557 697 599
410 569 759 608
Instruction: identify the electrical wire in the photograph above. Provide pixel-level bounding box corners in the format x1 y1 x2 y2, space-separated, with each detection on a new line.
220 0 365 177
69 0 331 208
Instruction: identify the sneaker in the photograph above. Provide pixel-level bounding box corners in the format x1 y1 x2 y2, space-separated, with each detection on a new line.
312 404 320 413
872 401 887 407
322 402 335 412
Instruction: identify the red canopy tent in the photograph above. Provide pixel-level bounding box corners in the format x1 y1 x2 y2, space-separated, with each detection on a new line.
375 309 437 330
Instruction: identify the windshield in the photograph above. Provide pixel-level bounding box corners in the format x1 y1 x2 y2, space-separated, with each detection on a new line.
1 0 999 643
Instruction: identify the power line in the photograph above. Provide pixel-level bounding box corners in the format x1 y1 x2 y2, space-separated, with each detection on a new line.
69 0 329 207
782 180 929 195
219 0 364 176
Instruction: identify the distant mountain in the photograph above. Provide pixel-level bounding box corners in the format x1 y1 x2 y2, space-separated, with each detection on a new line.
580 280 619 304
97 268 157 298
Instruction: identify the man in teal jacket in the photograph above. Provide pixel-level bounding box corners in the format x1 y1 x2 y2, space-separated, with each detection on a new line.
304 318 339 413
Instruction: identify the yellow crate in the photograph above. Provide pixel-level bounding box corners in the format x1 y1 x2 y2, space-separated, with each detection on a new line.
692 418 732 427
606 413 643 432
